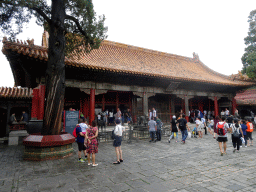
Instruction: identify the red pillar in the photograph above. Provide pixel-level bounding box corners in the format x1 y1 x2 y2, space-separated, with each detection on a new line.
198 102 203 114
232 98 237 115
89 88 95 125
214 97 219 117
31 88 39 119
38 85 46 120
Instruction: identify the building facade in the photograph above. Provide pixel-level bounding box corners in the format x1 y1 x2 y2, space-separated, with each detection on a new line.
2 32 255 128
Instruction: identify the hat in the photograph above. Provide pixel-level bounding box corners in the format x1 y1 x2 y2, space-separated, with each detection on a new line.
172 115 176 118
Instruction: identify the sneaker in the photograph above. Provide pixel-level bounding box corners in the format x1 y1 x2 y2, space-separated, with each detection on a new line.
240 146 242 148
233 149 236 153
92 164 98 167
168 139 170 143
88 163 92 165
78 159 85 163
245 146 247 148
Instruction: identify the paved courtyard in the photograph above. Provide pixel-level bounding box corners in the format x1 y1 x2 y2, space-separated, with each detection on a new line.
1 124 256 192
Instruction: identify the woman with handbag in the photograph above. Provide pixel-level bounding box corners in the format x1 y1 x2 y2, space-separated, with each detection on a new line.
86 120 99 166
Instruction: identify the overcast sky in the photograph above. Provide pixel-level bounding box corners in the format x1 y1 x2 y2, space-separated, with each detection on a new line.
0 0 255 87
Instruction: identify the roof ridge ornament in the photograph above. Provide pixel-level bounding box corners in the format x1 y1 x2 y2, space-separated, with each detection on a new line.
193 52 199 62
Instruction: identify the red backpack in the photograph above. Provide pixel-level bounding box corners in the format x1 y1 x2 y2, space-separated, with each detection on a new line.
217 123 226 136
72 126 79 137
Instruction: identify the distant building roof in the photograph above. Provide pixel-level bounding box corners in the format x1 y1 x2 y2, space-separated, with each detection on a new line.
235 87 256 105
2 34 255 87
0 87 33 99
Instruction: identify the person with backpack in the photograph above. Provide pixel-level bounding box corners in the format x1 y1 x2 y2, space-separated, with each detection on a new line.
156 117 163 141
231 119 244 153
169 115 179 142
177 114 190 144
216 117 231 156
75 119 88 163
246 119 254 146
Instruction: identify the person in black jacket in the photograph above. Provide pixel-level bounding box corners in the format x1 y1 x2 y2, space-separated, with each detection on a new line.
168 115 178 143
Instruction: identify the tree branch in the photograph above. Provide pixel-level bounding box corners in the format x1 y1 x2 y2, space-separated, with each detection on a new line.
1 1 51 24
30 6 51 24
65 14 88 38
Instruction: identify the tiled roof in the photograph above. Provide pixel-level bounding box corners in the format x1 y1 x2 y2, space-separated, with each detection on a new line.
2 36 255 86
235 88 256 105
0 87 33 99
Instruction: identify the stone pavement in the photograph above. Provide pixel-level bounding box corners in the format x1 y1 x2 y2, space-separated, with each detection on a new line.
1 124 256 192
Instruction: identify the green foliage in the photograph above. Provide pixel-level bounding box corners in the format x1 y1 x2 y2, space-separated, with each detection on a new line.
242 9 256 79
0 0 107 54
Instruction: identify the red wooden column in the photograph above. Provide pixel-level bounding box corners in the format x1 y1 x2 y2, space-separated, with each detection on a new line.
89 88 95 125
214 96 219 117
31 88 39 120
38 85 46 120
232 98 237 115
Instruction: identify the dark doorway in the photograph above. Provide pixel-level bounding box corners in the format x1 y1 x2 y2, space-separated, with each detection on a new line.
0 108 7 137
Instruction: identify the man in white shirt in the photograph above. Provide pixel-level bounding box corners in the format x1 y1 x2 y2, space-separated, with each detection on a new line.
225 108 229 117
152 108 157 121
109 111 114 125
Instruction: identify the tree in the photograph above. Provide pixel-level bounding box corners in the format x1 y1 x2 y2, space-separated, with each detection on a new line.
0 0 107 135
242 9 256 79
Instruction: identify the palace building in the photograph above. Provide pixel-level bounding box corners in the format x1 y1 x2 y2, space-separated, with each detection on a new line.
1 31 255 134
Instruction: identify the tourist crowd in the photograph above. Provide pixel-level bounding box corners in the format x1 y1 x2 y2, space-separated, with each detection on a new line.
74 107 255 168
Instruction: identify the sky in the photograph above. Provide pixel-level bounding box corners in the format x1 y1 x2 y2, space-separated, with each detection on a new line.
0 0 256 87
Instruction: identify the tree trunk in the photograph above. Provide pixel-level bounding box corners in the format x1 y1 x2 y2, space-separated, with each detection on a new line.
41 0 66 135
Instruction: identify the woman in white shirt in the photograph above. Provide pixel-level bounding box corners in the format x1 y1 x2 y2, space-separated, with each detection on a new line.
113 119 125 164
